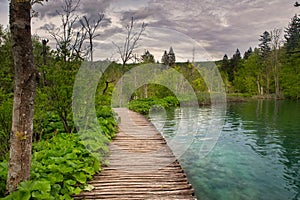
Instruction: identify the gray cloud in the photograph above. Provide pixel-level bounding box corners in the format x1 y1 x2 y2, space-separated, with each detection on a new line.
35 0 111 19
1 0 297 61
0 0 9 26
39 22 56 31
113 0 297 59
97 26 123 40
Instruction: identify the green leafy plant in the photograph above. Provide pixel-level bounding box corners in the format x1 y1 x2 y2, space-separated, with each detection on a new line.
96 106 118 140
129 96 179 115
2 180 51 200
0 161 8 197
1 133 102 200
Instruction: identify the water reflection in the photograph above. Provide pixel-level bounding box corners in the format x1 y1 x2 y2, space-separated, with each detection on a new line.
150 100 300 200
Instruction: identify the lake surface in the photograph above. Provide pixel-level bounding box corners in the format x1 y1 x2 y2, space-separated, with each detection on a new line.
149 100 300 200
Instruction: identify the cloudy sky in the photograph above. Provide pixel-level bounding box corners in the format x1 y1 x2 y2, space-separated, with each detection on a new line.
0 0 299 61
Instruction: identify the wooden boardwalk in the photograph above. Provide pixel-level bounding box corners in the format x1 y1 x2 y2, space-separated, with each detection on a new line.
74 108 195 200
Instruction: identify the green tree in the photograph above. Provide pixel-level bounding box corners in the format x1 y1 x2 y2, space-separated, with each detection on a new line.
161 50 168 65
228 48 241 82
280 54 300 99
259 31 272 94
221 54 230 72
0 27 13 95
168 47 176 66
220 54 231 92
284 14 300 53
0 26 13 160
141 50 155 63
243 47 253 59
234 49 262 95
36 0 86 133
259 31 271 57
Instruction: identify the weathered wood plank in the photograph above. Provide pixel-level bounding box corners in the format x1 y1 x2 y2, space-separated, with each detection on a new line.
74 108 196 199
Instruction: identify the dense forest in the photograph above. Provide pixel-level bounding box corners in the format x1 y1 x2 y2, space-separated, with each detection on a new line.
0 0 299 199
218 16 300 99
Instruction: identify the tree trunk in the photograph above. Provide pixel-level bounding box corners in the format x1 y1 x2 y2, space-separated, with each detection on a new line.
274 63 280 99
256 76 261 95
266 67 270 95
60 112 70 133
6 0 36 193
143 84 148 98
119 63 125 107
273 54 281 99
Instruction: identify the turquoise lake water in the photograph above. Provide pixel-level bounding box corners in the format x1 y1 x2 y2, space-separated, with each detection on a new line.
150 100 300 200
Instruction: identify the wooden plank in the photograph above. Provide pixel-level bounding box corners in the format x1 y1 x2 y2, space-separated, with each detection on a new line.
73 108 196 200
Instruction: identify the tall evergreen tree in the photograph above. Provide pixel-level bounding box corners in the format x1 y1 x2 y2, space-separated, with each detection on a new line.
168 47 176 66
284 14 300 53
243 47 253 59
259 31 271 58
259 31 272 94
141 50 155 63
229 49 241 82
161 50 168 65
221 54 230 72
232 48 241 61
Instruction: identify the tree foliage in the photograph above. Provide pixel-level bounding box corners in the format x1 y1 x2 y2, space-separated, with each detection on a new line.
243 47 253 59
1 1 300 198
168 47 176 66
141 50 155 63
0 27 13 160
161 50 168 65
259 31 272 58
284 14 300 53
223 14 300 99
161 47 176 66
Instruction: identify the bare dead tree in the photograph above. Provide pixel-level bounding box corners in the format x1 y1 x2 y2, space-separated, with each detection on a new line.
80 14 104 62
113 17 146 106
72 27 87 59
46 0 85 62
270 28 283 99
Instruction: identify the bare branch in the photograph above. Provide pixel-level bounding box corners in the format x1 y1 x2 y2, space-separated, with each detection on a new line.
44 0 84 61
112 17 146 106
79 13 104 62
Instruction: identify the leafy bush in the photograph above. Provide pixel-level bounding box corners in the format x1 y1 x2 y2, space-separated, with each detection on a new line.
96 106 118 140
0 161 8 196
0 104 118 199
34 111 66 140
129 96 179 115
1 133 101 200
2 180 52 200
163 96 179 107
128 98 154 115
